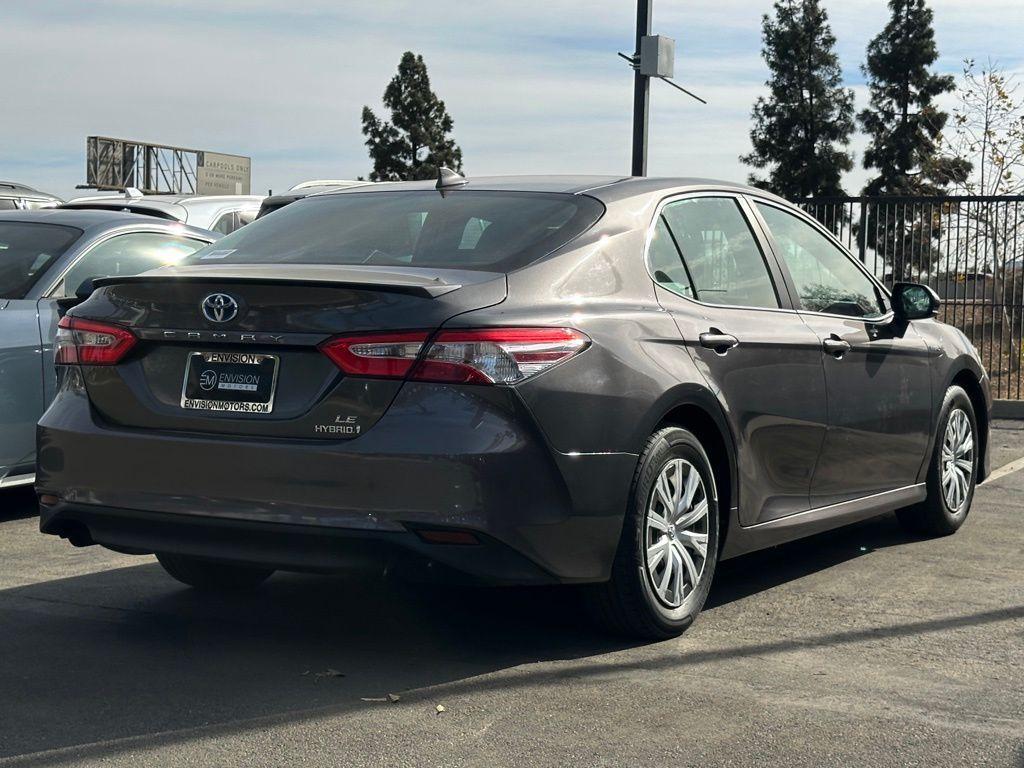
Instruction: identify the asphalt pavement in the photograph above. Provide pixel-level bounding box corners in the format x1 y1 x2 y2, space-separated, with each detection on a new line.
0 423 1022 767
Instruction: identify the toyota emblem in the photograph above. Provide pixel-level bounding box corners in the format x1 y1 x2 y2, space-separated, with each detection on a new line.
201 293 239 323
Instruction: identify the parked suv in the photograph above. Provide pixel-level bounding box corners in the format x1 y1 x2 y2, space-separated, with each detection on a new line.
37 175 990 638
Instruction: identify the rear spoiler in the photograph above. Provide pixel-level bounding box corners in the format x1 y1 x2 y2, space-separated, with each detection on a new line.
90 264 490 298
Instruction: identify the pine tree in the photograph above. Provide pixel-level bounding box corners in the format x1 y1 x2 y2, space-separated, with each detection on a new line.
361 52 463 181
741 0 855 201
859 0 968 196
857 0 971 278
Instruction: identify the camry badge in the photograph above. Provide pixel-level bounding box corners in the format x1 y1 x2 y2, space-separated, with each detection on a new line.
201 293 239 323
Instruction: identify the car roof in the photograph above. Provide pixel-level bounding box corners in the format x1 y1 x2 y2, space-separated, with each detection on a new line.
0 208 218 238
289 180 368 191
0 180 63 201
60 194 265 226
67 193 263 205
61 197 188 219
319 174 791 205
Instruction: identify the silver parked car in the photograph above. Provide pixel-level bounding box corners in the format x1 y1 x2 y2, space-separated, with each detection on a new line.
0 181 62 211
61 190 264 235
0 209 217 489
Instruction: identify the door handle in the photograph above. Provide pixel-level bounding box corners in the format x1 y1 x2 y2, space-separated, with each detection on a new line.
699 329 739 354
822 334 851 358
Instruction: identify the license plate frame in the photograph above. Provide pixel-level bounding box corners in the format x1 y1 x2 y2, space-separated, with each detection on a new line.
180 351 280 414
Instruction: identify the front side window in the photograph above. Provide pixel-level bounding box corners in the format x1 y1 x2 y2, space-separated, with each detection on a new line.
57 232 207 297
755 202 887 319
23 199 59 210
237 209 258 229
0 222 81 298
211 212 237 235
182 191 604 273
660 197 779 309
212 208 258 235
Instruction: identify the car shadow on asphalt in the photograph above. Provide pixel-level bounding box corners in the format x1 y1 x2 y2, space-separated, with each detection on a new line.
0 510 991 764
0 487 37 522
706 512 914 608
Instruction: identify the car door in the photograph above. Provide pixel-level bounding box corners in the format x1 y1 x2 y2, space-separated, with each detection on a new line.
750 199 932 507
650 193 829 525
0 220 83 483
0 299 46 481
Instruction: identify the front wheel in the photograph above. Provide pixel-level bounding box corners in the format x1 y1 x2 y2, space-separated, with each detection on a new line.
587 427 719 640
897 385 978 537
156 552 274 590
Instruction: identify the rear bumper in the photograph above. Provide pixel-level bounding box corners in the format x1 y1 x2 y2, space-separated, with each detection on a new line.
37 382 636 583
39 503 557 585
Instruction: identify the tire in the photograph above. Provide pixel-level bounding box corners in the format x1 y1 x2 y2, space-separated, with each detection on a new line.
156 552 274 590
587 427 720 640
896 385 978 537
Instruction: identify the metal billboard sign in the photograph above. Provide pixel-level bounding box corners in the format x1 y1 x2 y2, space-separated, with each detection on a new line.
196 151 252 195
85 136 251 195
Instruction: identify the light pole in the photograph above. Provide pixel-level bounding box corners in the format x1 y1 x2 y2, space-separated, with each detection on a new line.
619 2 706 177
631 0 653 177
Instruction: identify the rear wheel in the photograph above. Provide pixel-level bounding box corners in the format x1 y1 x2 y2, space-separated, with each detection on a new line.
896 385 978 537
156 552 274 590
587 427 719 640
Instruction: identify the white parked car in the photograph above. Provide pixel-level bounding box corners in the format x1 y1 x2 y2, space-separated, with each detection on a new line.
61 189 264 235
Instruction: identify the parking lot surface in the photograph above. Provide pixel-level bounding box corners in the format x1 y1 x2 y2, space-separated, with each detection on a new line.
1 423 1022 767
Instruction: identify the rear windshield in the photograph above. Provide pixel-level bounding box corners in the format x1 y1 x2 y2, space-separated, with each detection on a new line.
183 191 604 273
0 222 81 298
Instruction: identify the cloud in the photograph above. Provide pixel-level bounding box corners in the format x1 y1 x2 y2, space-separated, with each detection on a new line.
3 1 1023 200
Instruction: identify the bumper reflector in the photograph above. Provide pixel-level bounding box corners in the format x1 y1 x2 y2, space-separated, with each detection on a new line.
415 529 481 545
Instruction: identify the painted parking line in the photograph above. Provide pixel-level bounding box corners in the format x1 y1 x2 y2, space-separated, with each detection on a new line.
985 455 1024 484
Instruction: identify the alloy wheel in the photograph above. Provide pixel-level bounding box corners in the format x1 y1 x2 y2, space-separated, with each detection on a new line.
941 408 974 512
644 458 709 608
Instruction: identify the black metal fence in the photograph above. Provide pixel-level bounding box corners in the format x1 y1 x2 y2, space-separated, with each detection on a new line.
795 195 1024 400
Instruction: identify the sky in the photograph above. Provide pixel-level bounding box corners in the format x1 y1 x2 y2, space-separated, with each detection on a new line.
4 0 1024 201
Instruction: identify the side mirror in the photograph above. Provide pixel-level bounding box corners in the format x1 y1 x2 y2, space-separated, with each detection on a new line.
891 282 940 321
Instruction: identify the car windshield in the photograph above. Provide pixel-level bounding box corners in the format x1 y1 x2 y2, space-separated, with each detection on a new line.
0 222 81 298
183 191 604 273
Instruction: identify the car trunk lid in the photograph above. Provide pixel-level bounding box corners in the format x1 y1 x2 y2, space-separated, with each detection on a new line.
73 265 506 439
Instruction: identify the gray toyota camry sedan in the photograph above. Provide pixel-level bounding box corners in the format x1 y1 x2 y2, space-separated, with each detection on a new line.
37 174 990 638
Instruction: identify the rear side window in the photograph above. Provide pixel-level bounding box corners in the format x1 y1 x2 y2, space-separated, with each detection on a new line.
659 197 779 309
0 222 81 298
184 191 604 273
57 232 208 297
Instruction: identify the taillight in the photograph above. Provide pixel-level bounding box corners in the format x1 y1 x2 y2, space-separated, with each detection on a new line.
54 316 137 365
318 332 429 378
319 327 589 385
412 328 590 384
